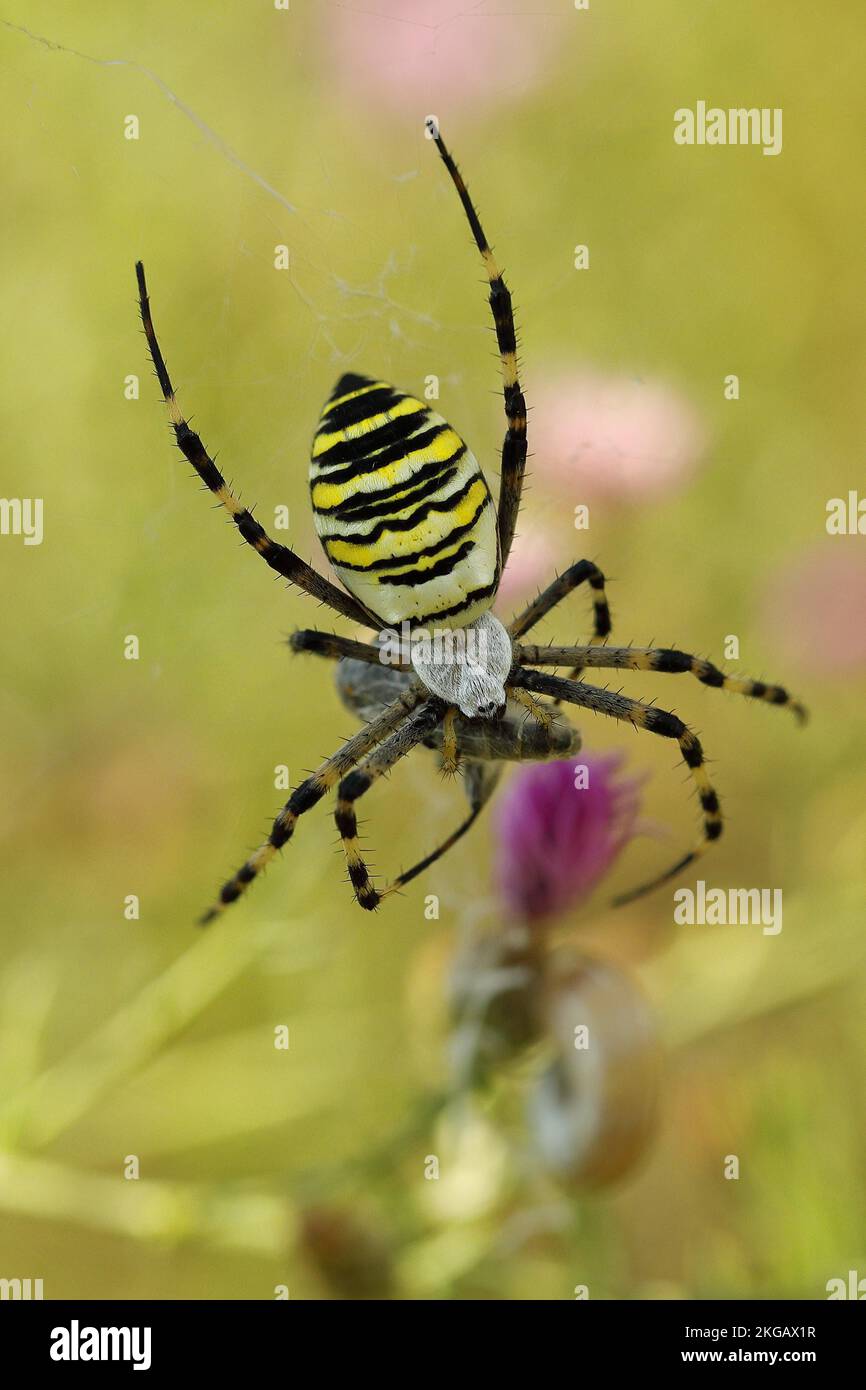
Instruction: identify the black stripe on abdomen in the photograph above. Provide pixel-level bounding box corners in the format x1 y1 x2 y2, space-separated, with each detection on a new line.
313 410 424 468
375 540 476 587
413 580 500 626
314 450 465 520
322 472 482 547
325 495 490 573
320 386 400 431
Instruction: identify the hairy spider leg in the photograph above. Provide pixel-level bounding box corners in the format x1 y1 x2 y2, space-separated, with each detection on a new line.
427 121 527 572
136 262 372 627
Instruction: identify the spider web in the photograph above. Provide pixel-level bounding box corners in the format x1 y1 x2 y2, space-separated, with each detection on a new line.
1 2 592 589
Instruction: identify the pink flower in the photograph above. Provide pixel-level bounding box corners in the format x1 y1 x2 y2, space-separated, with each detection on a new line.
531 369 707 502
494 752 644 924
319 2 560 119
762 546 866 676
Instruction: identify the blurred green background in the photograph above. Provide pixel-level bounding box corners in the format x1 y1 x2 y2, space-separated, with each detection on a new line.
1 0 864 1299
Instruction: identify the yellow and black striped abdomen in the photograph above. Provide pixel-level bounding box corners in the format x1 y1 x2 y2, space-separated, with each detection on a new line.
310 374 499 630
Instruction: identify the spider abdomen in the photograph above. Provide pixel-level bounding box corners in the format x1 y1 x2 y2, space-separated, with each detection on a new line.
310 374 499 631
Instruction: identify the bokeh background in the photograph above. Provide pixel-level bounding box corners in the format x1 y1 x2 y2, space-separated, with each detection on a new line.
1 0 864 1300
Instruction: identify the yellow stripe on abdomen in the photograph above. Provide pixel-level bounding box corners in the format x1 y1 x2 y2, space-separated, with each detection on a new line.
310 427 465 512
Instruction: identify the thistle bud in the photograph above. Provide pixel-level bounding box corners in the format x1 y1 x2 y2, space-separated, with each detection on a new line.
528 957 660 1186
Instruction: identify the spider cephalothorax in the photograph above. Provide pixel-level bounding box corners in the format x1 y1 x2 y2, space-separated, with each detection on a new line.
136 118 806 920
408 612 513 719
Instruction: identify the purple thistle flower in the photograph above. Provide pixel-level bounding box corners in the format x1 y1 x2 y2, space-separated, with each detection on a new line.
493 753 645 924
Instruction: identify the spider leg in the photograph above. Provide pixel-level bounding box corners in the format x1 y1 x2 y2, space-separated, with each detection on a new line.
334 699 447 910
509 559 612 643
199 684 426 924
508 686 555 728
383 760 503 898
441 706 460 775
515 643 808 723
288 630 396 666
427 122 526 572
509 668 722 905
136 262 373 628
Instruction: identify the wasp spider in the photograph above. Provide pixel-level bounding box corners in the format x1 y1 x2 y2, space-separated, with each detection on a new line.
136 119 806 920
